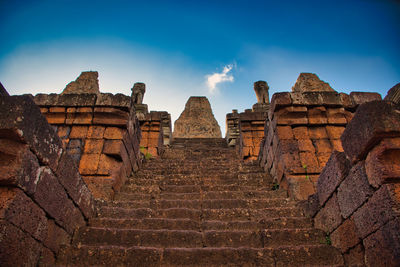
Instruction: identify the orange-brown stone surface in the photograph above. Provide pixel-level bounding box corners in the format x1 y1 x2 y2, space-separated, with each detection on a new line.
173 96 221 138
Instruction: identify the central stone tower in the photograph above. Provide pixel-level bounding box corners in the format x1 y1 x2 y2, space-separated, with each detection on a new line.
173 96 221 138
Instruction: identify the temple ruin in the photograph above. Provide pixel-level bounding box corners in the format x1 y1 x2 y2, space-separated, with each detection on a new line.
0 71 399 266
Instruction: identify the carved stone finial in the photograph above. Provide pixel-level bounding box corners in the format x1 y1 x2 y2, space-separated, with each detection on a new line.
131 82 146 105
61 71 100 95
254 81 269 104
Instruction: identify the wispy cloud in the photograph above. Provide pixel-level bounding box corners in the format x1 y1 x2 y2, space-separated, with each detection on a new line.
205 64 234 94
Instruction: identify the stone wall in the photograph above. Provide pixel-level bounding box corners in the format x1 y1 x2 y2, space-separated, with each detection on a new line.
0 93 94 266
34 93 142 200
238 110 268 162
258 90 381 200
139 111 167 157
303 101 400 266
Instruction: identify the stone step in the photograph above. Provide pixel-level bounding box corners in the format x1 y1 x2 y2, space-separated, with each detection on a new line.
89 217 313 231
74 227 323 248
99 198 296 210
114 189 287 201
120 184 275 194
128 176 272 187
58 245 344 266
96 207 303 221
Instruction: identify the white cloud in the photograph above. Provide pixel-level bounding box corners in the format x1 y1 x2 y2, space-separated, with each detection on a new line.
205 64 234 94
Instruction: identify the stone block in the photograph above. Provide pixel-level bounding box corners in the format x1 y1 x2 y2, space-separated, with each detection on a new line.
326 108 347 125
278 139 300 154
308 127 328 139
298 139 315 153
292 126 309 140
0 221 42 266
56 151 94 219
302 193 320 218
33 167 85 234
337 161 374 218
341 101 400 162
270 92 292 114
57 126 71 139
38 246 56 267
102 139 123 157
84 139 104 154
83 176 114 200
317 151 351 206
287 175 315 200
330 139 344 152
93 107 130 126
319 92 343 106
353 183 400 239
290 92 323 106
72 107 93 124
0 96 63 172
0 139 41 195
350 92 382 106
276 126 294 139
95 93 131 109
45 112 66 124
275 106 308 126
69 126 88 139
316 152 333 168
299 152 319 170
312 139 332 153
104 127 124 139
0 187 48 242
148 131 160 139
40 107 48 113
49 107 65 113
44 219 70 254
325 126 345 140
343 244 365 267
87 125 105 139
365 137 400 188
363 218 400 267
307 106 327 124
148 147 158 157
330 218 360 253
314 193 343 233
55 93 97 106
33 93 58 106
79 153 100 175
339 93 353 109
98 154 121 175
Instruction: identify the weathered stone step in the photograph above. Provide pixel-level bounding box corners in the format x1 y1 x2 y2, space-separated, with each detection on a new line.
76 228 325 249
98 198 296 211
202 217 312 230
90 218 201 230
120 184 275 194
114 189 287 201
128 176 272 187
89 217 312 231
125 177 273 188
96 207 303 221
58 245 343 266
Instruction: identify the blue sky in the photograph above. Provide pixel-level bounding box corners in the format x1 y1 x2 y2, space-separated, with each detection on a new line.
1 0 399 135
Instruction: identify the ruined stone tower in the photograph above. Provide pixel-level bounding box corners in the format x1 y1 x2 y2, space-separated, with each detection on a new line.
173 96 221 138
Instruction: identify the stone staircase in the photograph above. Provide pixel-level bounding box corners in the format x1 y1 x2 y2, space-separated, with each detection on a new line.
58 138 343 266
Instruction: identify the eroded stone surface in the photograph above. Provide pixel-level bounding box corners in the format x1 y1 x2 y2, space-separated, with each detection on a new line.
61 71 100 95
384 82 400 104
173 96 221 138
292 73 335 93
